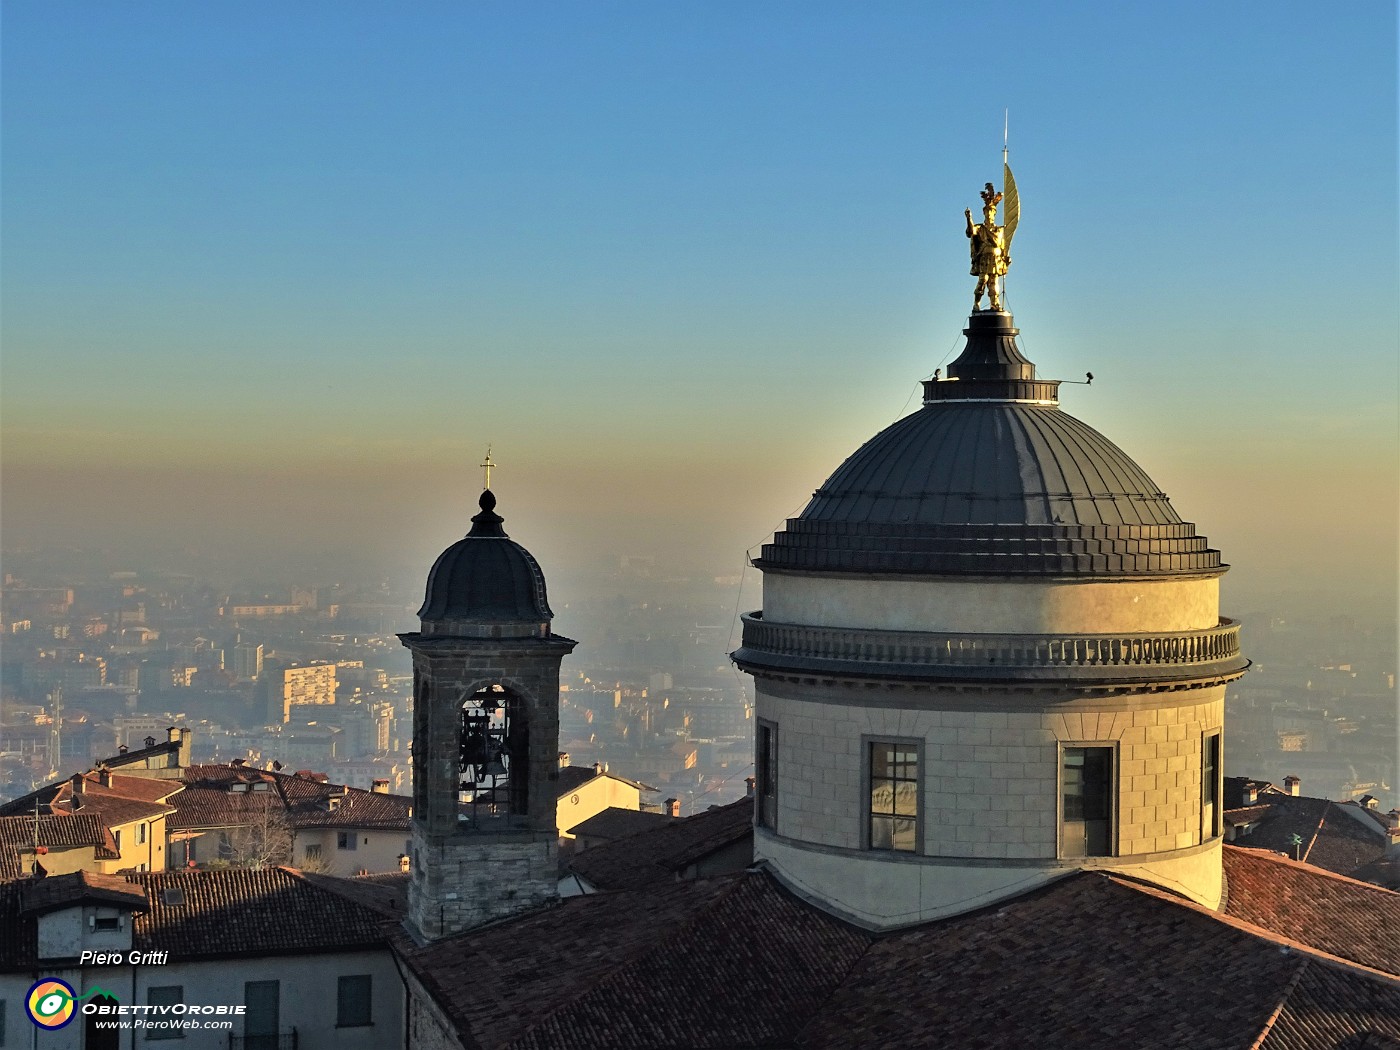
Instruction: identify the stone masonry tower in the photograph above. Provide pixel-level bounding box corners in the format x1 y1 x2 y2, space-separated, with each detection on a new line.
733 179 1248 928
400 486 575 941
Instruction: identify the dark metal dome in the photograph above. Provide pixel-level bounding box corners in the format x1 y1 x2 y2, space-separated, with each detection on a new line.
756 312 1225 578
418 490 553 625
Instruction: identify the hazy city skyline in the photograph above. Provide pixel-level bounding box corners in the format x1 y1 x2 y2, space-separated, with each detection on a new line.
3 4 1396 625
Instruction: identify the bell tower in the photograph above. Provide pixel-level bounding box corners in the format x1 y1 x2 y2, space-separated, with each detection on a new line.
400 485 575 941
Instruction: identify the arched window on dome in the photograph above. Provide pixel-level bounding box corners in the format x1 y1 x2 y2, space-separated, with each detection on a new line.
459 684 530 826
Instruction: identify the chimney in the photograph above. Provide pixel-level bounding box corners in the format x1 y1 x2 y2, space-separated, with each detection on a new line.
70 773 85 806
98 767 113 789
1387 816 1400 860
665 798 681 818
745 776 756 799
1244 782 1258 805
168 726 192 767
558 752 571 769
593 762 603 776
1361 795 1379 810
370 779 390 794
1284 775 1302 797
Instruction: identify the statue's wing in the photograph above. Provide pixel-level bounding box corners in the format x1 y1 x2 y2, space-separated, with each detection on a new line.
1003 162 1020 249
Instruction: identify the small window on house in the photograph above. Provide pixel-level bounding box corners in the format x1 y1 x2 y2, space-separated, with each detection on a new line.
336 832 357 851
756 721 778 830
1062 746 1114 857
1202 732 1221 841
114 829 123 853
93 914 120 932
137 822 147 845
336 975 372 1027
146 986 184 1040
161 888 185 907
868 741 919 852
304 844 322 861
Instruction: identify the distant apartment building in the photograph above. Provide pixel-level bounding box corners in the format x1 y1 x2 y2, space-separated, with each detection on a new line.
231 642 265 681
261 661 338 723
26 652 107 693
221 601 307 619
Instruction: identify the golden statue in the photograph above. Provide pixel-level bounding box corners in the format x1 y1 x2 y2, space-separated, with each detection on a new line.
965 181 1010 311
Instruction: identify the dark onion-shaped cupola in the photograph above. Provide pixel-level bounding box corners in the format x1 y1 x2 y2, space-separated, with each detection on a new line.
418 489 554 637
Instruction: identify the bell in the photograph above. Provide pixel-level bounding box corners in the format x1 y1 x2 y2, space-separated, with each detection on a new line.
484 752 508 777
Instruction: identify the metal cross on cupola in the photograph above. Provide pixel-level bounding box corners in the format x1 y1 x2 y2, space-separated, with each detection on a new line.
480 446 495 490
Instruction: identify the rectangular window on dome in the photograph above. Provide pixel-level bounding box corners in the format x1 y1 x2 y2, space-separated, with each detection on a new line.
867 740 920 852
1061 746 1114 857
756 720 778 831
1202 732 1221 842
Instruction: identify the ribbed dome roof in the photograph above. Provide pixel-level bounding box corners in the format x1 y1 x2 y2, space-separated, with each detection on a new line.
805 402 1178 528
757 312 1225 578
418 491 553 626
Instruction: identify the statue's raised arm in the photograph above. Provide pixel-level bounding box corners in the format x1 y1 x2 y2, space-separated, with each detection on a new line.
966 181 1009 312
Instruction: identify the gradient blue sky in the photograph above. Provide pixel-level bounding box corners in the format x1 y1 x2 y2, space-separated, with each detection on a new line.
3 3 1396 613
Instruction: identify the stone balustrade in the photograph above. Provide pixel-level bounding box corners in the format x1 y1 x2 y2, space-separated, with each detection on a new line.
735 613 1246 683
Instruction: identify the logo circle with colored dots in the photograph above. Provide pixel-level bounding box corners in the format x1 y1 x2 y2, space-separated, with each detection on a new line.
26 979 77 1029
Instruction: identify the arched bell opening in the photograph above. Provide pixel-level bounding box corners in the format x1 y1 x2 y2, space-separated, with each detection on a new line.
458 683 530 827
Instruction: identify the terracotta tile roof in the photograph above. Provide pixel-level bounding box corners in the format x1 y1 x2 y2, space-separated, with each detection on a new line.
1221 845 1400 977
0 866 394 970
0 812 112 852
567 798 753 890
93 737 182 769
169 764 411 832
553 765 654 795
0 770 181 818
394 873 867 1050
52 794 175 828
128 868 393 960
568 806 677 842
1306 810 1390 875
397 867 1400 1050
0 813 119 880
1224 804 1274 826
1222 788 1388 880
296 870 408 919
20 870 150 916
165 781 284 830
1258 960 1400 1049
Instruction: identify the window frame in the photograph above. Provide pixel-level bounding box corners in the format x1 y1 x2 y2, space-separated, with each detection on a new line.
861 736 923 854
336 831 357 851
1058 742 1118 859
1202 731 1222 842
755 719 778 832
145 985 185 1041
335 974 373 1028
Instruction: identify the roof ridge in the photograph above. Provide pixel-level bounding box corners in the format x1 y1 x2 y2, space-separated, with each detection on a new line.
1224 844 1400 896
1246 959 1310 1050
1110 870 1400 985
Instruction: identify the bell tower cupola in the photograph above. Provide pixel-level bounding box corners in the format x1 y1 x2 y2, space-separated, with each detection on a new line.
400 473 576 942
